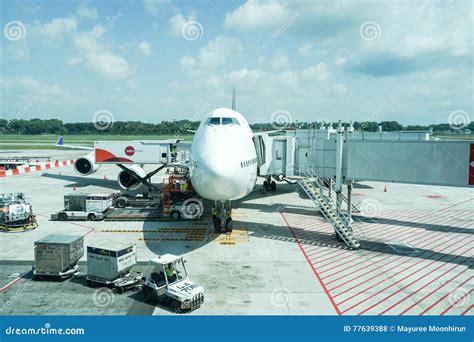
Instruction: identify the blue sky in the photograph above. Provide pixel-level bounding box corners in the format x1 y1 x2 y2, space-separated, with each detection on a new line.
1 0 472 125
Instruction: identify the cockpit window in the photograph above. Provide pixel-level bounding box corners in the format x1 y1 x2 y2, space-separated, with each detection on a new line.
207 117 221 125
206 117 240 126
222 117 239 125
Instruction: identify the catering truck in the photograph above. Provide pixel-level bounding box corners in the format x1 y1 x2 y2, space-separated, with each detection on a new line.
51 192 113 221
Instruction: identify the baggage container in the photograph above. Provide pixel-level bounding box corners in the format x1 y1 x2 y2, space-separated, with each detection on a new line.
87 241 137 282
34 235 84 276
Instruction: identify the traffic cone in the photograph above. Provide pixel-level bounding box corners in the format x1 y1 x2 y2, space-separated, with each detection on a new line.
73 185 77 191
384 186 387 192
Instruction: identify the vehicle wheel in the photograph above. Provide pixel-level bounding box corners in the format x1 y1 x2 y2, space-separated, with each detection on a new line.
58 213 67 221
263 180 268 190
225 217 233 233
271 181 277 191
142 286 154 303
117 286 124 294
213 217 222 233
116 198 127 208
171 211 181 220
88 213 96 221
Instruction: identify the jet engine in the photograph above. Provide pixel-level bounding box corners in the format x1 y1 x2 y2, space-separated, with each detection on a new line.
74 153 100 176
117 165 146 190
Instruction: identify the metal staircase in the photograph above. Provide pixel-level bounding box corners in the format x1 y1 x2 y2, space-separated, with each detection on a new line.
298 172 361 249
329 181 360 213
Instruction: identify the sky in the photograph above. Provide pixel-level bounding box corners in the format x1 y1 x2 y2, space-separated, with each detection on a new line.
1 0 472 126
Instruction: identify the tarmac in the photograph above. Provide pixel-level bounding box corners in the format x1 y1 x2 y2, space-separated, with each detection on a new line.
0 149 472 316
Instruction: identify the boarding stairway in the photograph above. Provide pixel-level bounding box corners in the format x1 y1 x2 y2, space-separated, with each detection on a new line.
298 171 361 249
329 181 361 213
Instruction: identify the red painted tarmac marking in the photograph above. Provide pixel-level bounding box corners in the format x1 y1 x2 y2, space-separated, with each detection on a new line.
399 268 470 315
378 263 470 315
279 211 341 315
332 232 460 297
419 277 472 315
0 269 32 293
341 243 471 314
335 234 468 305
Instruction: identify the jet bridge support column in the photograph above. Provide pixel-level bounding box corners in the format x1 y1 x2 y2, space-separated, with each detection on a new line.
335 121 344 210
347 181 353 222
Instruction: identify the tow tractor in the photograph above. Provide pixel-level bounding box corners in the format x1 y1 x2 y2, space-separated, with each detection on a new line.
142 254 204 312
0 193 37 232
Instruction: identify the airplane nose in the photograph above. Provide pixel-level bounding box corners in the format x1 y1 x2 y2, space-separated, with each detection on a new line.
191 152 242 200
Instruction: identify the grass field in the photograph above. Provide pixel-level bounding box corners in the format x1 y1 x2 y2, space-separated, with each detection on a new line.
1 133 472 150
0 134 193 150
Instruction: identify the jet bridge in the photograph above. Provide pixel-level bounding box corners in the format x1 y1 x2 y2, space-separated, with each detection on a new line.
256 124 473 249
258 125 473 188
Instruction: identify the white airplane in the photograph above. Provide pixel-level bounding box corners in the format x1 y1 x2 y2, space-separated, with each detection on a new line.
190 106 258 232
56 88 278 233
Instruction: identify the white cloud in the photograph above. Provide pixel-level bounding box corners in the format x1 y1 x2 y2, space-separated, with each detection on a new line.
66 56 82 65
224 0 289 32
334 57 346 66
33 17 78 41
143 0 170 16
77 4 98 21
6 43 29 60
138 41 152 56
269 50 290 70
298 43 314 56
169 13 196 36
179 36 242 73
328 83 348 96
300 63 329 82
4 76 73 104
73 25 132 79
179 56 197 73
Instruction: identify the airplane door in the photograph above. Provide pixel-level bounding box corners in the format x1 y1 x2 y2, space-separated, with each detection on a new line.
273 140 286 175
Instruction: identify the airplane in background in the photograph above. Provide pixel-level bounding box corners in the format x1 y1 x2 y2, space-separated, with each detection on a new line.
57 88 279 233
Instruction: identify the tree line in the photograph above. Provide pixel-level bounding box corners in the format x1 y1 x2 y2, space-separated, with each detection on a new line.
0 118 472 135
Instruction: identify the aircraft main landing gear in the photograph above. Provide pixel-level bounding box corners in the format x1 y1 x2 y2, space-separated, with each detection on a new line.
263 176 277 192
212 201 232 234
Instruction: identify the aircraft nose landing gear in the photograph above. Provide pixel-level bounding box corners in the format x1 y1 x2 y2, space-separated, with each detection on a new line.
212 201 233 234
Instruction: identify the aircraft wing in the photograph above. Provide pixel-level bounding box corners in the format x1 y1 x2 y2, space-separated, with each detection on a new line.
56 136 94 150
